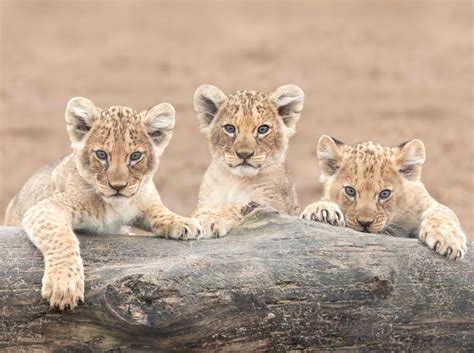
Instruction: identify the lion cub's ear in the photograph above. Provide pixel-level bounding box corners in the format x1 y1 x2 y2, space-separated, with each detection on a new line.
65 97 99 145
270 84 304 133
395 139 426 181
317 135 344 181
193 84 227 131
142 103 175 150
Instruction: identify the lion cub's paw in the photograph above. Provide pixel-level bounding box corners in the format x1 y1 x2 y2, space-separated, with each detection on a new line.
120 225 137 236
301 201 345 227
419 219 467 261
241 201 280 218
42 263 84 310
155 216 205 240
198 215 236 239
241 201 262 216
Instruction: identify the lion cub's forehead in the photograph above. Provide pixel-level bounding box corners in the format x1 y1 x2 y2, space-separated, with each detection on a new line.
98 106 142 130
221 90 276 121
89 106 148 149
100 106 140 121
339 142 399 185
342 142 394 159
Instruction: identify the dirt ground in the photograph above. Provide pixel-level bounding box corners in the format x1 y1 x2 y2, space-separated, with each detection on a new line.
1 1 473 237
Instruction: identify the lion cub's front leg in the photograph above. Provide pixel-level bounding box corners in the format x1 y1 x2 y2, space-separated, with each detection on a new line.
419 204 467 261
145 203 204 240
301 200 345 227
22 198 84 310
192 204 244 238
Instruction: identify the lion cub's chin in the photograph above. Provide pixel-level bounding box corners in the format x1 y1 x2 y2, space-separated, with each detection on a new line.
102 194 134 205
229 164 260 178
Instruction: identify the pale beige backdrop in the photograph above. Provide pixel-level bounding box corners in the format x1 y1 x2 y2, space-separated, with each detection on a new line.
1 0 473 237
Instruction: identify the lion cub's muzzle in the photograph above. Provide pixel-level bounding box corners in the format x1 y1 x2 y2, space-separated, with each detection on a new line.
107 182 130 198
108 181 128 192
101 180 139 200
234 150 260 168
236 150 254 161
348 218 386 234
224 150 267 176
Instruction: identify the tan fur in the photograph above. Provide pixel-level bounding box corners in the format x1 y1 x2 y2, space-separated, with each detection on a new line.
192 84 304 237
4 97 203 310
301 135 468 261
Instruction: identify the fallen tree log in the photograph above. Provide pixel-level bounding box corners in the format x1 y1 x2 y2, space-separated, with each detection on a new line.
1 212 473 351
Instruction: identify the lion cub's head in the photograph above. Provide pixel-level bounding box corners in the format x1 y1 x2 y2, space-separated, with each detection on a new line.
65 97 175 202
193 84 304 177
317 135 426 233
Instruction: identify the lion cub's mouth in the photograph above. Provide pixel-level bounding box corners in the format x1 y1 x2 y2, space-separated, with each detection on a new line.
236 161 258 168
350 223 385 235
102 191 136 201
111 193 127 198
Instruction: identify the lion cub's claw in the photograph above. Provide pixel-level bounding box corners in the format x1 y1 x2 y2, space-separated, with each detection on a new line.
241 201 280 219
42 265 84 310
167 217 205 240
301 201 345 227
198 216 234 238
419 219 467 261
241 201 262 216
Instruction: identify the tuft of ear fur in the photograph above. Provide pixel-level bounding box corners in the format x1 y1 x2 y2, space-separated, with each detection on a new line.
65 97 99 144
395 139 426 181
142 103 176 149
317 135 344 180
193 84 227 130
270 84 304 133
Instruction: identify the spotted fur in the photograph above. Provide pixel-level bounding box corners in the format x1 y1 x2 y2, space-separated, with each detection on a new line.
301 135 468 261
192 84 304 237
4 97 204 310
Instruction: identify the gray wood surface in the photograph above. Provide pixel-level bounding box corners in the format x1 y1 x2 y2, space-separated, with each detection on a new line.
1 212 473 351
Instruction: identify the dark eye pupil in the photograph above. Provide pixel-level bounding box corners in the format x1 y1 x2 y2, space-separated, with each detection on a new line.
380 190 391 198
258 125 269 134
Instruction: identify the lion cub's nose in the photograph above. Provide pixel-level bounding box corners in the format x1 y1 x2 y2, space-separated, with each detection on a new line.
357 218 374 229
108 182 128 191
236 151 255 160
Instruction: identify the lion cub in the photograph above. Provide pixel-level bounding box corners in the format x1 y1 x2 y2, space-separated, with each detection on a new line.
192 84 304 237
301 135 468 260
4 97 203 309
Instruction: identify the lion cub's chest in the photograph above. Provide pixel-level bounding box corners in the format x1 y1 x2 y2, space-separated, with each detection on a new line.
79 200 142 234
209 181 254 206
202 171 265 207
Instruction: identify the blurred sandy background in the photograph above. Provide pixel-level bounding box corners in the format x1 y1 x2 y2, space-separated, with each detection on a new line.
1 0 473 237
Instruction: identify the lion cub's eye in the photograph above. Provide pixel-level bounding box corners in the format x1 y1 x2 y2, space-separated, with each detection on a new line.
344 186 356 198
379 189 392 200
95 150 108 161
130 152 143 161
257 125 270 135
223 124 236 134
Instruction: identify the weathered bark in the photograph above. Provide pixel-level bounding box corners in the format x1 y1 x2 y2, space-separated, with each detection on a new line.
1 212 473 352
